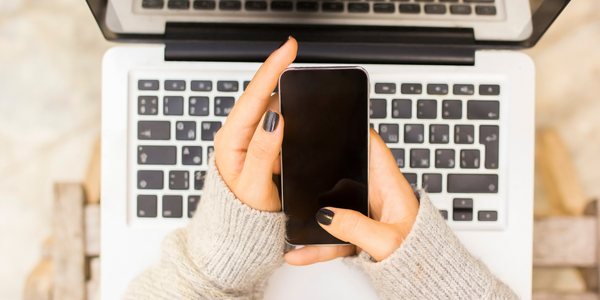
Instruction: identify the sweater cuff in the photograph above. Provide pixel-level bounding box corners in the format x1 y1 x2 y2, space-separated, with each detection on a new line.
344 190 496 300
186 154 287 293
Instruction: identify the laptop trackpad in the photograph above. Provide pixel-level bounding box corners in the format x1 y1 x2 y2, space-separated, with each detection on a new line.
264 258 380 300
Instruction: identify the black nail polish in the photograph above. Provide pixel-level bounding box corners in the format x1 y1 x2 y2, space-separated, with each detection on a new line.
316 209 334 226
278 36 291 49
263 110 280 133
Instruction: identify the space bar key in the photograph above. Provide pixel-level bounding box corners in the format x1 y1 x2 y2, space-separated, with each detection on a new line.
447 174 498 193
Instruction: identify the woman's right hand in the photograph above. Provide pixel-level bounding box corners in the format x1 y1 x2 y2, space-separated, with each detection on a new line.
285 128 421 264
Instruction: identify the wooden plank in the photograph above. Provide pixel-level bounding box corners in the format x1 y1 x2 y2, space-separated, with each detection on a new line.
537 130 589 215
23 259 53 300
53 183 86 300
534 217 597 267
533 292 599 300
83 138 101 204
85 204 100 257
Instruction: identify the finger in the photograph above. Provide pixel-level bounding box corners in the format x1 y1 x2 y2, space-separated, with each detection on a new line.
220 38 297 148
316 207 402 262
284 245 356 266
235 110 284 211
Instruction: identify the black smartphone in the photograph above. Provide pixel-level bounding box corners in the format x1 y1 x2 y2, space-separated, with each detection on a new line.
279 67 370 245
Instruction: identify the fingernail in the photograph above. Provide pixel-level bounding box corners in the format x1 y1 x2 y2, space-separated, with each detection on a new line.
262 110 280 133
316 208 334 226
278 36 292 49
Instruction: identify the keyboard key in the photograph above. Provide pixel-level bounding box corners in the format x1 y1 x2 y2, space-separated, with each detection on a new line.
163 195 183 218
168 0 190 9
370 99 387 119
348 2 369 12
390 149 405 168
427 84 448 95
375 83 396 94
464 0 494 2
429 125 449 144
138 171 164 189
143 0 164 9
410 149 430 168
478 211 498 221
454 125 474 144
454 198 473 209
447 174 498 193
392 99 412 119
417 100 437 119
439 210 448 220
138 121 170 140
467 100 499 120
442 100 462 119
403 173 417 188
138 146 177 165
399 4 420 13
322 2 343 11
454 210 473 221
243 81 251 91
246 0 267 10
479 125 499 169
194 171 207 190
207 146 215 159
189 96 209 116
188 196 201 218
201 122 222 141
475 5 496 15
271 1 293 11
138 96 158 115
424 4 446 14
404 124 424 143
217 81 239 91
182 146 203 165
137 195 157 217
194 0 216 9
374 3 395 12
169 171 189 190
379 124 399 143
297 1 319 11
460 150 480 169
220 0 241 9
453 84 474 95
435 149 455 168
164 96 184 115
422 174 442 193
401 83 422 94
138 79 159 90
191 80 212 91
479 84 500 95
175 121 196 140
215 97 235 116
439 0 459 2
450 4 471 14
165 80 186 91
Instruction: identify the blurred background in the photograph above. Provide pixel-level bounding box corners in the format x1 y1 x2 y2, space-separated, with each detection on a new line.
0 0 599 299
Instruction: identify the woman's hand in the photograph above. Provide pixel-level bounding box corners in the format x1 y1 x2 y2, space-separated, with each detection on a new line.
213 37 297 212
285 128 420 263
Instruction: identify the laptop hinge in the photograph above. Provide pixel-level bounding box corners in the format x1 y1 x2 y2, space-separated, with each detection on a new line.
164 23 475 65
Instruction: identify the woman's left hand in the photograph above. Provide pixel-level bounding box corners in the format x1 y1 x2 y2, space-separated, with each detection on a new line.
213 37 297 212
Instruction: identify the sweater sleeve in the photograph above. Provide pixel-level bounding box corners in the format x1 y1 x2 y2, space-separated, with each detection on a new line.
123 155 287 300
344 190 519 300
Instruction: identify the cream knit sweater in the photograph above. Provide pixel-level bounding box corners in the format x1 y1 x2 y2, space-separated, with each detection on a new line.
123 157 519 300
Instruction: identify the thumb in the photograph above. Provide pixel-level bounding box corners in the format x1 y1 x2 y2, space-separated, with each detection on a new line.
316 207 403 261
236 110 284 211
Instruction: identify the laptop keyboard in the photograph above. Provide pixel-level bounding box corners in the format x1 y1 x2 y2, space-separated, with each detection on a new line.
130 66 505 230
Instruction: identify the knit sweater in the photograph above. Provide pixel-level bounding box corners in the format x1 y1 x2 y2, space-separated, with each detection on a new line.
123 156 518 300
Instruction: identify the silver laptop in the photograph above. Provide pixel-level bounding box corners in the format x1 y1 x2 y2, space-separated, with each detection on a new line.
87 0 569 299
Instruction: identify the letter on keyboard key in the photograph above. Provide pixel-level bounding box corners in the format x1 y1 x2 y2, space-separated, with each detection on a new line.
379 124 399 143
138 146 177 165
138 171 164 189
403 173 417 188
189 96 209 116
138 121 170 140
164 96 184 115
169 171 189 190
417 99 437 119
195 171 207 190
138 80 159 90
392 99 412 119
214 97 235 116
447 174 498 193
201 122 222 141
442 100 462 119
162 195 183 218
454 125 474 144
370 99 387 118
480 125 499 169
188 196 201 218
176 121 196 140
410 149 430 168
182 146 203 165
390 148 405 168
435 149 455 168
217 80 239 91
422 174 442 193
460 150 480 169
467 100 499 120
429 125 449 144
137 195 157 217
404 124 424 143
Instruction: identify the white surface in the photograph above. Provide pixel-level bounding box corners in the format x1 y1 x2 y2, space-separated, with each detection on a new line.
101 45 534 300
106 0 532 41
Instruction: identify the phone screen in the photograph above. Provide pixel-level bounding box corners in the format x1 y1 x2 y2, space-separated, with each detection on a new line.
279 67 370 245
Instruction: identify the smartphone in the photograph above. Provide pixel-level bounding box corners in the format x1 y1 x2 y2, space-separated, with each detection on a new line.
279 67 370 245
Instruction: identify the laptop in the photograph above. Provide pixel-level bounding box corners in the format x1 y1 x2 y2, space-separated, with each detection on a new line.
87 0 569 299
